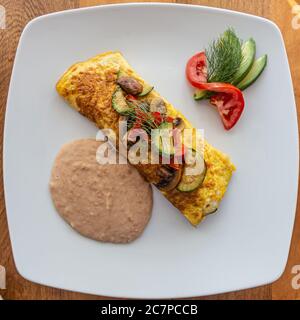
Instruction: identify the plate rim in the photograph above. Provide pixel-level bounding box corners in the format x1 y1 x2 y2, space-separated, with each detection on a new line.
3 2 299 299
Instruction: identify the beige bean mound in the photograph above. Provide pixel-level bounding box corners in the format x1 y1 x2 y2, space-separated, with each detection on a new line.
49 139 153 243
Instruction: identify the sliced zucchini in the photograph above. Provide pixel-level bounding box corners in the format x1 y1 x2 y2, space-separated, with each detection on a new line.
177 151 206 192
153 122 175 157
139 83 154 97
117 69 128 78
237 55 268 91
112 86 132 115
232 38 256 85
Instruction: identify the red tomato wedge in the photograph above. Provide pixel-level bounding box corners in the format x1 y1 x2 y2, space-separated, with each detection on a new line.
165 116 174 123
194 82 244 130
151 112 164 126
186 52 207 85
210 91 244 130
186 52 245 130
125 94 137 101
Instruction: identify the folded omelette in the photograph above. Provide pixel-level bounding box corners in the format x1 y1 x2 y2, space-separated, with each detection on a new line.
56 51 235 226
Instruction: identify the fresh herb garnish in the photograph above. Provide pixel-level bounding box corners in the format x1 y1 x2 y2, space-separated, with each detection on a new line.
126 100 159 134
206 28 243 83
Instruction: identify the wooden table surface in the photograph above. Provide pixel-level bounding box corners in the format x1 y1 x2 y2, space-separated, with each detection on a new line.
0 0 299 300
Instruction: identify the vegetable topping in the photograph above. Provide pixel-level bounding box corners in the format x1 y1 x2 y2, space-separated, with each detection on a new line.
155 165 183 192
117 76 143 95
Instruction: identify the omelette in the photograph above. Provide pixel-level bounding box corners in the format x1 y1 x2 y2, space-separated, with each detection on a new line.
56 51 235 226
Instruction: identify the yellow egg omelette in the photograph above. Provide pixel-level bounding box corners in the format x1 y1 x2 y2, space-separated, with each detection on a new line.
56 51 235 226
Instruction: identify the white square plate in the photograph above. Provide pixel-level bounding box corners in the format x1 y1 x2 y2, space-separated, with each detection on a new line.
4 3 298 298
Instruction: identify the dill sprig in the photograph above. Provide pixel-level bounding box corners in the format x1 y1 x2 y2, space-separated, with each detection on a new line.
206 28 243 83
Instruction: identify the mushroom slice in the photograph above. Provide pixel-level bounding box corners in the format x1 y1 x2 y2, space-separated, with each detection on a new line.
173 117 185 131
150 97 167 114
117 76 143 95
155 165 182 192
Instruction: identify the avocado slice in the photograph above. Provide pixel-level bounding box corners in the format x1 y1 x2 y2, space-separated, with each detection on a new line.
237 55 268 91
112 86 132 115
232 38 256 85
177 150 207 192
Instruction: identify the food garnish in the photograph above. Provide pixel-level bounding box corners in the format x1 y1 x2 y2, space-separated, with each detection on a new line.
187 28 267 130
186 52 207 85
206 28 243 84
232 38 256 85
236 54 268 90
190 81 245 130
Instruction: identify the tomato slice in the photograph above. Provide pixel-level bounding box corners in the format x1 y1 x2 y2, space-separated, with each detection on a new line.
151 112 164 126
186 52 207 85
186 52 245 130
169 162 181 170
133 108 147 128
210 92 244 130
126 94 137 101
165 116 174 123
189 80 245 130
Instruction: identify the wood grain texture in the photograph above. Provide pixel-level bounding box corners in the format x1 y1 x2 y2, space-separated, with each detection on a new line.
0 0 299 300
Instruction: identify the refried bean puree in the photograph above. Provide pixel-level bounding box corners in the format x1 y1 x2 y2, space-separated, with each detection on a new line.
49 139 153 243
